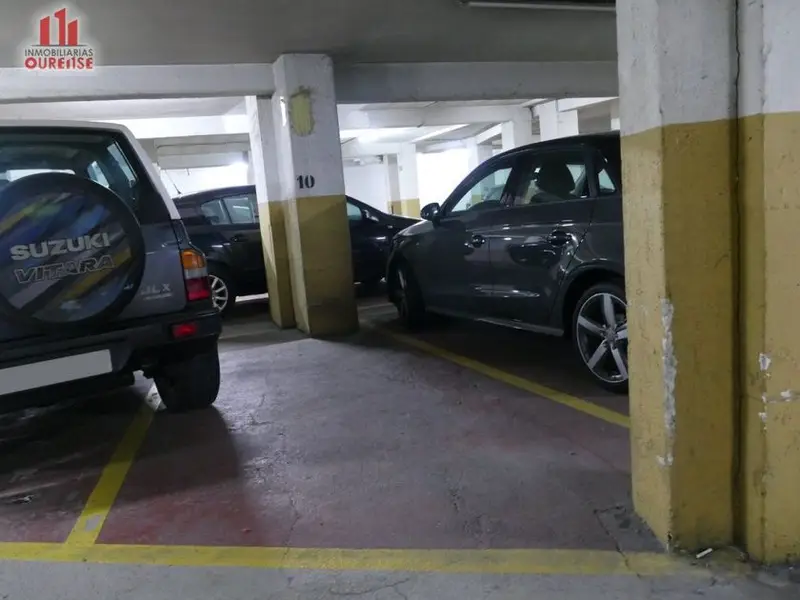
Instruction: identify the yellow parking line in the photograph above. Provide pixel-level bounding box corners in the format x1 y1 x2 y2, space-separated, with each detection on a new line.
64 404 154 546
0 542 695 577
379 328 630 429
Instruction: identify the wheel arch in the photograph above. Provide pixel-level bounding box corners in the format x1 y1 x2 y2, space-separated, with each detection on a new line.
558 265 624 337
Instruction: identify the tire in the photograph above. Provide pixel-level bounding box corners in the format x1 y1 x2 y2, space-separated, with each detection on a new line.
0 173 145 332
392 263 426 330
154 345 221 412
571 281 629 394
207 265 236 316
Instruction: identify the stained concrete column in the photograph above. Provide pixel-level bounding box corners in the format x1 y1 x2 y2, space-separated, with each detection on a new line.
385 154 401 212
536 101 579 141
738 0 800 563
616 0 738 551
392 144 420 217
245 95 294 328
500 117 534 150
467 138 494 171
271 54 358 336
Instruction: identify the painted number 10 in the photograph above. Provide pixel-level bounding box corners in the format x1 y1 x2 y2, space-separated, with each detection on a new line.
297 175 316 189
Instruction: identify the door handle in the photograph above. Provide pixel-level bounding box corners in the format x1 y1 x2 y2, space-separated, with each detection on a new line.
470 234 486 248
230 234 246 243
547 230 569 246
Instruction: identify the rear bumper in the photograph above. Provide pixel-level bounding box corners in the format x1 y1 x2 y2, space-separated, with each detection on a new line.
0 305 221 401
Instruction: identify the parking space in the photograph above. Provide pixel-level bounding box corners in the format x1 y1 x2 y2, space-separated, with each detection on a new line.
0 296 652 555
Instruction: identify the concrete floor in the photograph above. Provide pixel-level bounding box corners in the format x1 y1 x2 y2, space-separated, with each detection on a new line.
0 296 797 599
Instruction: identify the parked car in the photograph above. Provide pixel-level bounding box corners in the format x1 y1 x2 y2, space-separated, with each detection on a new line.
386 132 627 393
0 121 222 411
174 185 418 314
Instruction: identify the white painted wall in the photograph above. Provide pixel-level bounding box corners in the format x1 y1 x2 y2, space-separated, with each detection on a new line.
343 162 391 212
418 148 471 207
159 163 250 196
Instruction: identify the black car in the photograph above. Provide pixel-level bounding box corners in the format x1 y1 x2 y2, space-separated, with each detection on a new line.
386 132 627 393
175 185 418 314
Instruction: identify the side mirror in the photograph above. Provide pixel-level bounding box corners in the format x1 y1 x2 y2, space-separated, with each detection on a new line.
420 202 441 221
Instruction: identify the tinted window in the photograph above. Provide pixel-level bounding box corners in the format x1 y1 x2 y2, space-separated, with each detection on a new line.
223 193 257 224
448 165 513 215
200 199 230 225
346 201 363 221
515 150 589 205
0 129 166 222
593 147 620 196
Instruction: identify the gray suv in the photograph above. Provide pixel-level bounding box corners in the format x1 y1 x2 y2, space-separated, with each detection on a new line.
0 121 222 411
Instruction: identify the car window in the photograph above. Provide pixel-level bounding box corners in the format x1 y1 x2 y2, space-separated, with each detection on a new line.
87 161 110 187
346 201 363 221
447 165 513 216
200 198 230 225
514 149 590 206
223 193 257 225
0 131 153 218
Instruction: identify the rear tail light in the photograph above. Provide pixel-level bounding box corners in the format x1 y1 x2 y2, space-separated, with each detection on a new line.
171 321 199 338
181 249 211 302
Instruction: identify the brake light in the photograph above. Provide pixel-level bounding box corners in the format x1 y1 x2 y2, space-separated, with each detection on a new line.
181 249 211 302
171 321 199 338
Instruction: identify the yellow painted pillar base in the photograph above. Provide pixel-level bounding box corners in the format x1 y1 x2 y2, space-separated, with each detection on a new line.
400 198 420 218
258 200 295 329
286 193 359 336
622 120 738 551
738 112 800 563
389 198 421 218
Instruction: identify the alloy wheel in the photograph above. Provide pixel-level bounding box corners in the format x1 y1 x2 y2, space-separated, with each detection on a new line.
575 292 628 385
209 274 230 312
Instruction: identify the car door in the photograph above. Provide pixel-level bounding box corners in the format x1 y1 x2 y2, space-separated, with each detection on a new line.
218 191 265 292
415 153 524 316
346 197 390 283
490 146 597 327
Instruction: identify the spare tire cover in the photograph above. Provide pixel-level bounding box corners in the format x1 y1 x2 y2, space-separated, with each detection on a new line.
0 172 145 330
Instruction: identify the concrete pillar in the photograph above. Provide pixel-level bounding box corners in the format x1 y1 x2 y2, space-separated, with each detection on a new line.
385 154 401 212
393 144 420 217
557 109 579 137
246 95 295 328
500 117 534 150
617 0 738 552
610 98 620 131
537 101 579 141
271 54 358 336
467 138 494 171
245 152 256 185
738 0 800 563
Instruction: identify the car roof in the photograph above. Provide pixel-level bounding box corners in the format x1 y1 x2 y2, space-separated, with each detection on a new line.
0 119 134 133
493 131 620 161
175 184 362 207
175 184 256 204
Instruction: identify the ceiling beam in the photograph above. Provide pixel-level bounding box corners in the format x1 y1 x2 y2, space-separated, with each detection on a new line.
0 64 274 104
340 141 403 159
474 124 503 144
556 97 616 112
334 61 618 103
0 61 616 105
337 104 530 129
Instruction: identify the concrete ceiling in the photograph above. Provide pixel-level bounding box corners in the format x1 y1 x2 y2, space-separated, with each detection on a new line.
2 1 617 68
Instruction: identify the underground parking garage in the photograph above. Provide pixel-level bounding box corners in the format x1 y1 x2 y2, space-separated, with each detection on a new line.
0 1 798 599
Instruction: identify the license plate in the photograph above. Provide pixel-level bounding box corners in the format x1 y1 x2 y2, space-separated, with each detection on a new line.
0 350 113 396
